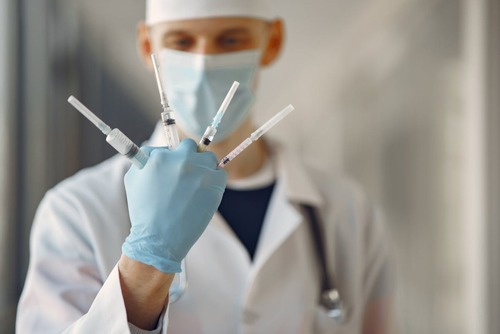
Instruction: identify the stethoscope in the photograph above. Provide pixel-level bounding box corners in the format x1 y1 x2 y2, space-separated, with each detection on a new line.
302 204 350 324
167 204 349 324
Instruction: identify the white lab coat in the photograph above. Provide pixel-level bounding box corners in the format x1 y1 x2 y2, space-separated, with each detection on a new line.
17 124 392 334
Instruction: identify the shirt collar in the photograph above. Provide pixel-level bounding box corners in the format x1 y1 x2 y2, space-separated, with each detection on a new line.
271 139 324 208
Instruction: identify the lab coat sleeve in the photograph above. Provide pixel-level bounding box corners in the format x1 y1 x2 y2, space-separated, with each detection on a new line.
362 204 395 304
64 265 167 333
128 307 168 334
16 188 169 333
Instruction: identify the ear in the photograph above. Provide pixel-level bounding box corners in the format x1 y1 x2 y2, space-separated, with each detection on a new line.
137 22 154 70
260 18 285 67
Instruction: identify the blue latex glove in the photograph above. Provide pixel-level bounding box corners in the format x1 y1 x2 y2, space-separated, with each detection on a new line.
122 139 227 273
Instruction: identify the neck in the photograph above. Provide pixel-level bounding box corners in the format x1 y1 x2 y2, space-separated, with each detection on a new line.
209 118 268 180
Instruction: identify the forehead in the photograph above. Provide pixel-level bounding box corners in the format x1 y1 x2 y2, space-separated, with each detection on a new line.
149 17 269 38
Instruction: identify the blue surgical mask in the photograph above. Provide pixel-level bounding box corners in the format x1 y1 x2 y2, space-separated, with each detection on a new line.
160 48 260 142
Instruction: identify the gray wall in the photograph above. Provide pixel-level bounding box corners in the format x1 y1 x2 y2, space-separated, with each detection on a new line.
0 0 17 332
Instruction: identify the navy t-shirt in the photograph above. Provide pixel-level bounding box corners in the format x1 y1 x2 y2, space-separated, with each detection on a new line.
218 182 276 260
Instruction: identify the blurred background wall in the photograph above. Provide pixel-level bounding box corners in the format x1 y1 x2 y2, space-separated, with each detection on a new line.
0 0 17 332
1 0 499 333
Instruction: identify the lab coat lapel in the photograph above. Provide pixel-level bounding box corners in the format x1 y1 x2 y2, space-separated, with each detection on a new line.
251 179 302 273
251 144 324 275
210 211 252 267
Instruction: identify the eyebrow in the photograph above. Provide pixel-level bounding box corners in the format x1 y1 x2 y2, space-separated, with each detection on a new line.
218 28 252 35
162 27 252 39
162 30 190 38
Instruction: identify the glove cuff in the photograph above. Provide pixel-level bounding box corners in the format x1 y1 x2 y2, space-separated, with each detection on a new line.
122 242 182 274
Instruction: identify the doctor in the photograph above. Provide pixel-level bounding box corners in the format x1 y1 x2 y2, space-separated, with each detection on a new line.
17 0 395 333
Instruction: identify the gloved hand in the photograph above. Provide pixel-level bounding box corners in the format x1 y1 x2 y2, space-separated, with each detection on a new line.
122 139 227 273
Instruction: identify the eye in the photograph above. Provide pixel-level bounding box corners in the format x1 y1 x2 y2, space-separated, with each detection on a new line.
163 35 194 50
220 36 240 46
218 34 251 50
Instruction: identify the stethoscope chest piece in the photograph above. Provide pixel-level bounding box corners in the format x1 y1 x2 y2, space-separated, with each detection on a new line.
320 288 349 324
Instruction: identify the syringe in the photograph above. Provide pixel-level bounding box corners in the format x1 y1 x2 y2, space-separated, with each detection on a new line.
197 81 240 152
151 54 180 150
218 104 295 168
67 96 149 169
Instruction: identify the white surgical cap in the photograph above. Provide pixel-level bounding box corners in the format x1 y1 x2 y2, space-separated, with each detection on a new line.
146 0 274 25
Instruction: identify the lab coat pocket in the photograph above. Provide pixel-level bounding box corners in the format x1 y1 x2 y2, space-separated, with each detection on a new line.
313 305 352 334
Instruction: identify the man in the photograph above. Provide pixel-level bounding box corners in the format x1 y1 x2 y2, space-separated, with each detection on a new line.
17 0 394 333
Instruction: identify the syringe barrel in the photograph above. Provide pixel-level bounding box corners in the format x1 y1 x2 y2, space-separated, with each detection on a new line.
162 111 180 150
106 128 148 168
202 126 217 141
131 148 149 169
163 125 180 150
198 126 217 152
218 138 253 168
161 110 176 125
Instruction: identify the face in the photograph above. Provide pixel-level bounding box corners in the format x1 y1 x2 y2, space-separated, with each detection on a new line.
138 16 284 68
150 17 270 54
136 16 284 143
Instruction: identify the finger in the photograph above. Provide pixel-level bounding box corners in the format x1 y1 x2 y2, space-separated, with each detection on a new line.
177 139 198 152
